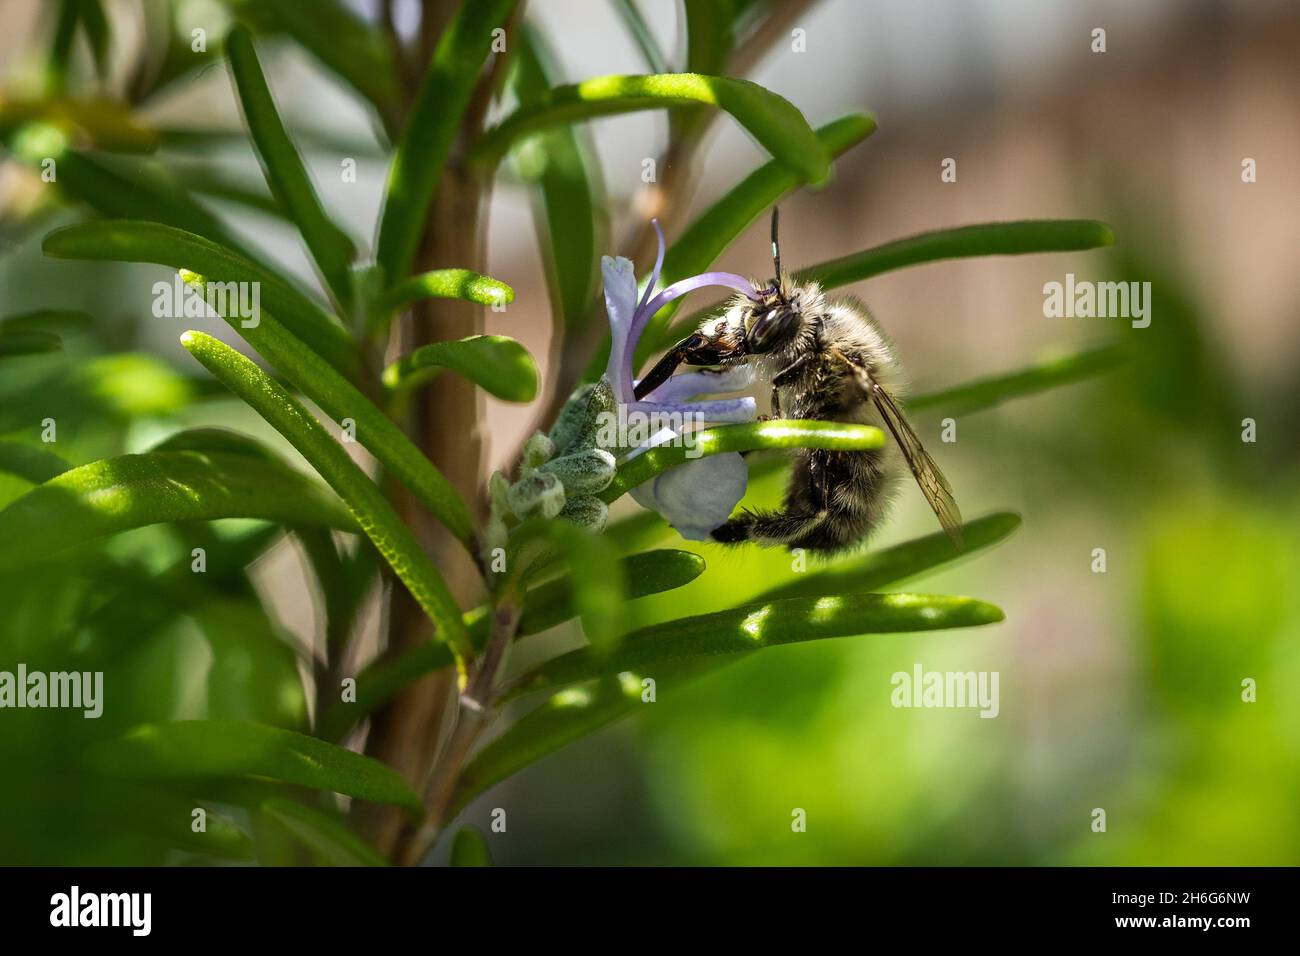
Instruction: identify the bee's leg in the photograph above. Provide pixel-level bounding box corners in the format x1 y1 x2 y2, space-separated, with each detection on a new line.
762 353 811 420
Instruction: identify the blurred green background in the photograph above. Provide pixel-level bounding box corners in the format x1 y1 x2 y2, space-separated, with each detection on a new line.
2 0 1297 865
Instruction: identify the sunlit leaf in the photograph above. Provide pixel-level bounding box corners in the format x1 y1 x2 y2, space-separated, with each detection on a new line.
473 73 830 185
0 450 354 574
88 720 421 814
659 219 1116 347
910 344 1124 416
383 335 538 402
226 26 357 309
317 549 703 739
43 220 357 376
513 26 606 333
224 0 399 120
602 420 885 502
755 512 1022 602
376 0 519 281
180 331 473 667
521 592 1003 691
45 223 476 548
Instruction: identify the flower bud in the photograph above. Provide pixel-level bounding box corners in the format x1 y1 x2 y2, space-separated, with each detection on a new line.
559 495 609 533
522 431 554 471
541 448 617 494
507 471 565 520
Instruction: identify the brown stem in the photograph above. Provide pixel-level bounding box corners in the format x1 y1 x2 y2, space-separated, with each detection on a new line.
400 598 522 867
356 0 525 865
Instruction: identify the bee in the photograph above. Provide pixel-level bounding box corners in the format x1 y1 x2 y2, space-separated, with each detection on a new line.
634 209 962 553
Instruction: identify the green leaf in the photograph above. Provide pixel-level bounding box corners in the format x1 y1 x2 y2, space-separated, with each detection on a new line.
908 344 1124 416
513 27 605 332
473 73 831 185
0 328 61 357
636 113 876 364
506 518 627 653
225 26 357 309
383 335 538 402
53 151 255 259
379 268 514 314
260 797 389 866
225 0 399 120
610 1 670 74
755 512 1023 602
317 549 703 739
0 441 70 484
451 672 659 817
180 331 473 666
0 450 355 574
450 826 492 867
47 1 80 93
43 220 357 376
88 720 421 814
453 519 1020 805
601 420 885 502
798 219 1116 288
684 0 735 74
658 219 1117 348
76 0 111 80
376 0 520 281
520 592 1005 691
44 222 475 547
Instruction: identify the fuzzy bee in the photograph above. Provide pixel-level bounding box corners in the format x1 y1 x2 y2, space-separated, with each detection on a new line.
634 209 962 553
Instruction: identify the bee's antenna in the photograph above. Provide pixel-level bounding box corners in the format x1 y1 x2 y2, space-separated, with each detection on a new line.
770 206 782 291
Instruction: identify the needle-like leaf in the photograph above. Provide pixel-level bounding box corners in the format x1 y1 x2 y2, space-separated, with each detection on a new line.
180 331 473 668
473 73 830 184
601 420 885 502
43 220 357 376
375 0 519 281
382 335 538 403
88 720 421 815
44 222 476 547
0 450 356 574
226 26 357 310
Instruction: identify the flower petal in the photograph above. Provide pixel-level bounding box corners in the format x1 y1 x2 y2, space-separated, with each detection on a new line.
601 255 639 403
637 219 666 313
643 365 756 403
631 451 748 541
626 271 757 368
635 397 756 424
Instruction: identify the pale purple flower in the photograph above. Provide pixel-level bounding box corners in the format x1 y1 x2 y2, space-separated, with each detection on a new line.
600 222 760 540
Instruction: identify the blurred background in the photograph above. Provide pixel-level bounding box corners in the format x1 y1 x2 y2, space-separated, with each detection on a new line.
1 0 1297 865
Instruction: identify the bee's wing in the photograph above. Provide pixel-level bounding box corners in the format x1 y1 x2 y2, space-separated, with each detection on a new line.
839 352 963 546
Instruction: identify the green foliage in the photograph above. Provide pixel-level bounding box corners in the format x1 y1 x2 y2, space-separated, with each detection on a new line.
180 331 473 667
0 450 355 573
383 335 538 402
0 0 1130 868
225 26 357 309
474 73 831 183
89 721 422 814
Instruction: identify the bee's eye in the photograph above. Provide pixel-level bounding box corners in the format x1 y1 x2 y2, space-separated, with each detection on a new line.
745 306 796 354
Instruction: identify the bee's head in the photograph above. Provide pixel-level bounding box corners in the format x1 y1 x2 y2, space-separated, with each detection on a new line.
741 281 800 354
